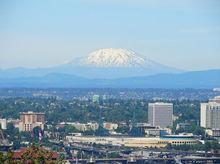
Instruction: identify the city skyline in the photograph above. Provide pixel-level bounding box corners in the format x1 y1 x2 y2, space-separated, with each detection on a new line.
1 0 220 71
1 1 220 161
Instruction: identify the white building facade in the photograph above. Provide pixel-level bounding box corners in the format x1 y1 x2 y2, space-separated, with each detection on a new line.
19 111 45 132
200 98 220 129
148 102 173 128
0 119 7 130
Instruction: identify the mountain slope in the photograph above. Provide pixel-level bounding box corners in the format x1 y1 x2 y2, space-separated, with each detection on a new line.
0 48 182 79
70 48 148 67
62 48 181 78
0 69 219 89
111 69 220 88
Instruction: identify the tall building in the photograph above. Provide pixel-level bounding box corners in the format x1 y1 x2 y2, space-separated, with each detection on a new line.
19 111 45 132
209 96 220 103
200 97 220 129
92 95 100 103
148 102 173 128
0 118 7 130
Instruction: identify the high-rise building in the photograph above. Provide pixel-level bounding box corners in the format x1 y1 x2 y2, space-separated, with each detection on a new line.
200 97 220 129
0 118 7 130
209 96 220 103
148 102 173 128
19 111 45 132
92 95 100 103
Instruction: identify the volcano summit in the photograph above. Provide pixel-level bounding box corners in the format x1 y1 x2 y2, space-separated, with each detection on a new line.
0 48 181 79
63 48 181 78
71 48 146 67
0 48 219 88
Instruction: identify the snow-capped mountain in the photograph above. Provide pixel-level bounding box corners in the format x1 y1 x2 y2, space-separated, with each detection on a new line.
0 48 182 79
60 48 181 78
76 48 146 67
69 48 165 69
1 48 219 88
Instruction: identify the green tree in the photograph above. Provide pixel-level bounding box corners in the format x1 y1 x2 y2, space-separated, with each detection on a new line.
5 149 14 164
0 152 5 163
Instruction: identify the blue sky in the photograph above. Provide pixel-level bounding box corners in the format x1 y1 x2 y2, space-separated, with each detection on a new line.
0 0 220 70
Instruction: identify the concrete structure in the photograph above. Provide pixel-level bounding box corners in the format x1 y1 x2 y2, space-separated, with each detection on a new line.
0 119 7 130
144 126 161 137
209 96 220 103
206 129 220 137
148 102 173 128
61 122 99 132
66 134 198 148
92 95 100 103
176 123 191 131
138 123 172 136
103 122 118 131
7 119 21 129
200 97 220 129
134 123 165 137
19 111 45 132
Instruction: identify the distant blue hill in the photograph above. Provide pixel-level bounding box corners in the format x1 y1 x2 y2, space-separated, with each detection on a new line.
0 69 219 89
0 48 182 79
112 69 220 88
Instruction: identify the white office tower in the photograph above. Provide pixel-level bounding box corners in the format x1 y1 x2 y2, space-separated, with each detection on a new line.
0 119 7 130
200 97 220 129
148 102 173 128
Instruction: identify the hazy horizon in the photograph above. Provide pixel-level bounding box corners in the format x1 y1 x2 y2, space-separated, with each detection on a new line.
1 0 220 71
